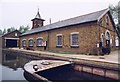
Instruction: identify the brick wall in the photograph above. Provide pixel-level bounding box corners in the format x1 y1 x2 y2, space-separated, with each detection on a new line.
20 12 117 55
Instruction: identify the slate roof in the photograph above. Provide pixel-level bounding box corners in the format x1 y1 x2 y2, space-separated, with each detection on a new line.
22 9 109 36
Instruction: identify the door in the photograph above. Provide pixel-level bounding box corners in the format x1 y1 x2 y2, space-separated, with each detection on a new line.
105 32 111 54
6 39 17 48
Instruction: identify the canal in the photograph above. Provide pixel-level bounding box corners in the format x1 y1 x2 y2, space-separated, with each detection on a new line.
1 51 38 82
1 51 115 82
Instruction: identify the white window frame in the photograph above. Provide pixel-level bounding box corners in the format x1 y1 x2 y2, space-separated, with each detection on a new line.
115 37 119 47
100 33 104 47
37 37 43 47
70 32 79 47
56 34 63 47
22 39 26 47
105 30 111 40
28 39 34 47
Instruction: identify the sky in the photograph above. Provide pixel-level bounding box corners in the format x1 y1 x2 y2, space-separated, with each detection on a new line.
0 0 119 30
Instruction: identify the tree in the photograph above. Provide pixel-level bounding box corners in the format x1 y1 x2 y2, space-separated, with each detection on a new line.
0 29 3 35
7 28 11 33
109 4 120 37
3 28 6 34
7 27 15 33
19 25 30 33
23 25 30 33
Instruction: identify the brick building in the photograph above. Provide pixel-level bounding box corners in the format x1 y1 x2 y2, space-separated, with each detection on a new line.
20 8 119 55
1 30 21 48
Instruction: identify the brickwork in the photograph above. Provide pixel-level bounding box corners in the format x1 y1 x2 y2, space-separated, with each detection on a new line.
20 12 117 55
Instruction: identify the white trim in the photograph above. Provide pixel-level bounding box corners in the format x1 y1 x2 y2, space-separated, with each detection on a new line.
70 32 79 35
98 8 109 22
5 39 6 47
70 32 79 46
28 38 33 40
5 37 19 40
22 39 26 41
56 34 62 36
36 37 43 39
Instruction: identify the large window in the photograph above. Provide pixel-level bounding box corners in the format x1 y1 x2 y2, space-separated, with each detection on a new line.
71 32 79 47
37 38 43 47
22 40 26 47
28 39 34 47
56 34 62 47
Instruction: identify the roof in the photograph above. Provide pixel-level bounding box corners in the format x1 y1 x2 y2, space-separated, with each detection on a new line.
2 30 21 37
22 9 109 36
35 11 41 19
31 10 45 21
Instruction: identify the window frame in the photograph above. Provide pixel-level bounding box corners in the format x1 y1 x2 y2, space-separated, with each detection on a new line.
22 39 26 47
28 39 34 47
56 34 63 47
36 37 44 47
70 32 79 48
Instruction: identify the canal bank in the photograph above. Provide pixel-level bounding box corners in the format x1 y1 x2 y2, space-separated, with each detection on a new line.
2 48 120 80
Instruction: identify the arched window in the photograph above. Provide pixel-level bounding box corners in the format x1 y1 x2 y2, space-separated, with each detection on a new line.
22 39 26 47
29 39 34 47
115 37 119 47
106 32 110 40
37 38 43 47
100 33 104 47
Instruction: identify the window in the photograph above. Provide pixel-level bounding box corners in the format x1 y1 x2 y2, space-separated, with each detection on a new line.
106 15 109 25
56 34 62 47
115 37 119 47
37 38 43 47
100 34 104 47
29 39 34 47
22 40 26 47
15 33 17 36
71 32 79 47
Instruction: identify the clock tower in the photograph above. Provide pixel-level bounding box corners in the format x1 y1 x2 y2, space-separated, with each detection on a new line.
31 9 45 29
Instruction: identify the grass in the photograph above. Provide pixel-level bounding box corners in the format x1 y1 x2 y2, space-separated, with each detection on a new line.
48 50 74 54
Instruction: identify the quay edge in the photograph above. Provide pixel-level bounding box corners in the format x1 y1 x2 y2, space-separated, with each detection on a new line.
2 48 120 80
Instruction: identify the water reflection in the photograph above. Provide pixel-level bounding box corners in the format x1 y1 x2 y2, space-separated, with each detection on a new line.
2 51 34 81
2 53 30 71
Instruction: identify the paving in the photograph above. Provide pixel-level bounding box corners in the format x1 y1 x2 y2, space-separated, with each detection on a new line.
8 48 119 64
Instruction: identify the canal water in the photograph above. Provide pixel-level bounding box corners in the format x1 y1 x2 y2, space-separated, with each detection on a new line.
1 51 114 82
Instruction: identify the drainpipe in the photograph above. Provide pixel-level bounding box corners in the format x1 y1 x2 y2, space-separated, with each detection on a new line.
47 31 49 50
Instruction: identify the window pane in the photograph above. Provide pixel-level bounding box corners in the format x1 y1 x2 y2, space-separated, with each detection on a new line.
22 40 26 46
29 39 33 46
72 34 78 45
57 36 62 46
37 38 43 46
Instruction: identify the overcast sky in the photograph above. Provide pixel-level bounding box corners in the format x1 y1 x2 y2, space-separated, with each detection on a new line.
0 0 119 30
